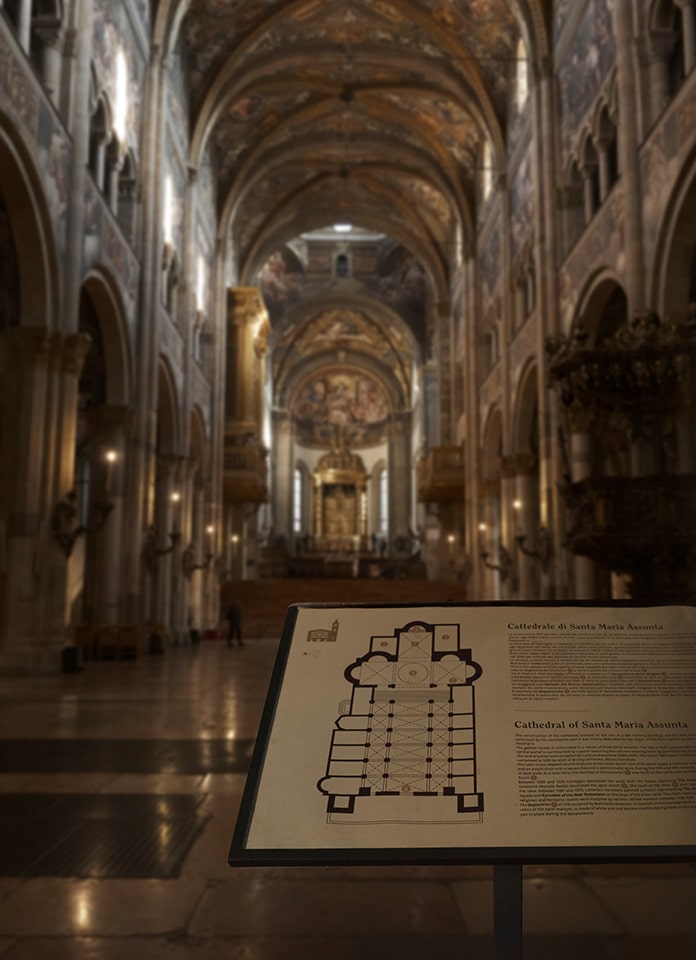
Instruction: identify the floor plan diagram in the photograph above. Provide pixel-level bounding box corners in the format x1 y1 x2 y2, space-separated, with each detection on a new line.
317 620 484 823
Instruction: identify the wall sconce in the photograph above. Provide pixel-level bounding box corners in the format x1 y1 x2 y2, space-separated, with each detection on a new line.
480 542 514 581
51 471 116 557
515 525 551 573
182 543 214 578
50 491 86 557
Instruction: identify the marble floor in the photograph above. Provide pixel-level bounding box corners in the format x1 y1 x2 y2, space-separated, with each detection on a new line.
0 636 695 959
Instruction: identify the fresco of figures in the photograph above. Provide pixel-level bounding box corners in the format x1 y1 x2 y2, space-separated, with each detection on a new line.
293 370 391 448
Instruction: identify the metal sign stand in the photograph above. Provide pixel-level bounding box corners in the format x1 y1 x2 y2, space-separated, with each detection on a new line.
493 864 523 959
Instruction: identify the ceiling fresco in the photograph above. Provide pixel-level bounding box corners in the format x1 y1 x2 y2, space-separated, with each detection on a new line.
178 0 524 278
172 0 531 445
274 307 414 401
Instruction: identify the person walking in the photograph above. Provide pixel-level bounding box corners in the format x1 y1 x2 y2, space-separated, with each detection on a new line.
225 599 244 647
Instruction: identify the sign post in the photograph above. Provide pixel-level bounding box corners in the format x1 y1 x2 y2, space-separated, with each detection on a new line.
494 864 523 960
230 601 696 953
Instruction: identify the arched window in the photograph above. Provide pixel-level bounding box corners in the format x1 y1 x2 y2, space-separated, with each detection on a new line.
378 468 388 535
515 37 529 111
293 467 303 533
482 140 493 201
88 98 110 191
335 253 350 277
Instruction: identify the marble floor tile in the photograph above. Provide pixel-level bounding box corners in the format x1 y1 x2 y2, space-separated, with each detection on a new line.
0 878 208 937
583 877 696 935
189 877 465 937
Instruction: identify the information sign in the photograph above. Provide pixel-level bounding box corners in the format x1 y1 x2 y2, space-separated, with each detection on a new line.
230 602 696 866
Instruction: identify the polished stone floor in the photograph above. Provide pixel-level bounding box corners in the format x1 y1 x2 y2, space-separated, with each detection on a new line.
0 637 695 959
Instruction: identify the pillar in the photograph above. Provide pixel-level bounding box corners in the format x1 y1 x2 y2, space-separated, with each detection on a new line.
17 0 32 53
34 22 63 104
271 409 294 546
0 330 89 673
569 427 596 599
614 0 646 314
677 0 696 74
387 411 412 555
87 405 132 625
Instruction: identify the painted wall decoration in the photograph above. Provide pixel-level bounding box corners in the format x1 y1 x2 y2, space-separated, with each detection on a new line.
553 0 576 43
197 143 217 238
274 308 412 401
37 100 71 255
0 26 40 141
509 143 534 260
293 369 392 448
83 179 139 322
93 0 145 159
558 189 625 330
258 248 307 323
479 216 502 303
558 0 615 162
132 0 151 34
166 37 190 152
640 94 696 266
373 254 428 330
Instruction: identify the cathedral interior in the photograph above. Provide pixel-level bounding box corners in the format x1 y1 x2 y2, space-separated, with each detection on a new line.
0 0 696 956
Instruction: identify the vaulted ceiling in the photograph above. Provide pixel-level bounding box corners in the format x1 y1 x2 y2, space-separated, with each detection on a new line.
160 1 548 291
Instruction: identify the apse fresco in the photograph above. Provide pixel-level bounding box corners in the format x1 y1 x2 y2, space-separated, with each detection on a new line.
558 0 615 161
293 370 391 448
274 309 412 399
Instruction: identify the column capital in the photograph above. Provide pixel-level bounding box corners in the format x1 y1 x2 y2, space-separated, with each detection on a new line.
87 403 133 441
500 452 538 478
60 332 92 375
479 479 500 499
227 286 268 327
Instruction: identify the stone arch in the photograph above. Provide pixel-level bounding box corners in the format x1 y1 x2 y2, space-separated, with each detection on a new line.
156 356 181 457
512 361 539 459
574 271 628 346
189 404 208 477
0 111 59 329
80 269 132 406
651 145 696 323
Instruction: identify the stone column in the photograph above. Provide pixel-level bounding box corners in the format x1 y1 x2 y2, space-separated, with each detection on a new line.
34 20 63 104
87 405 132 625
152 456 181 640
596 137 612 203
478 480 501 600
226 287 265 432
0 330 89 673
677 0 696 74
581 162 597 223
387 411 412 555
503 454 538 600
271 409 294 545
613 0 647 314
123 43 167 624
17 0 32 52
533 54 567 597
569 424 596 599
